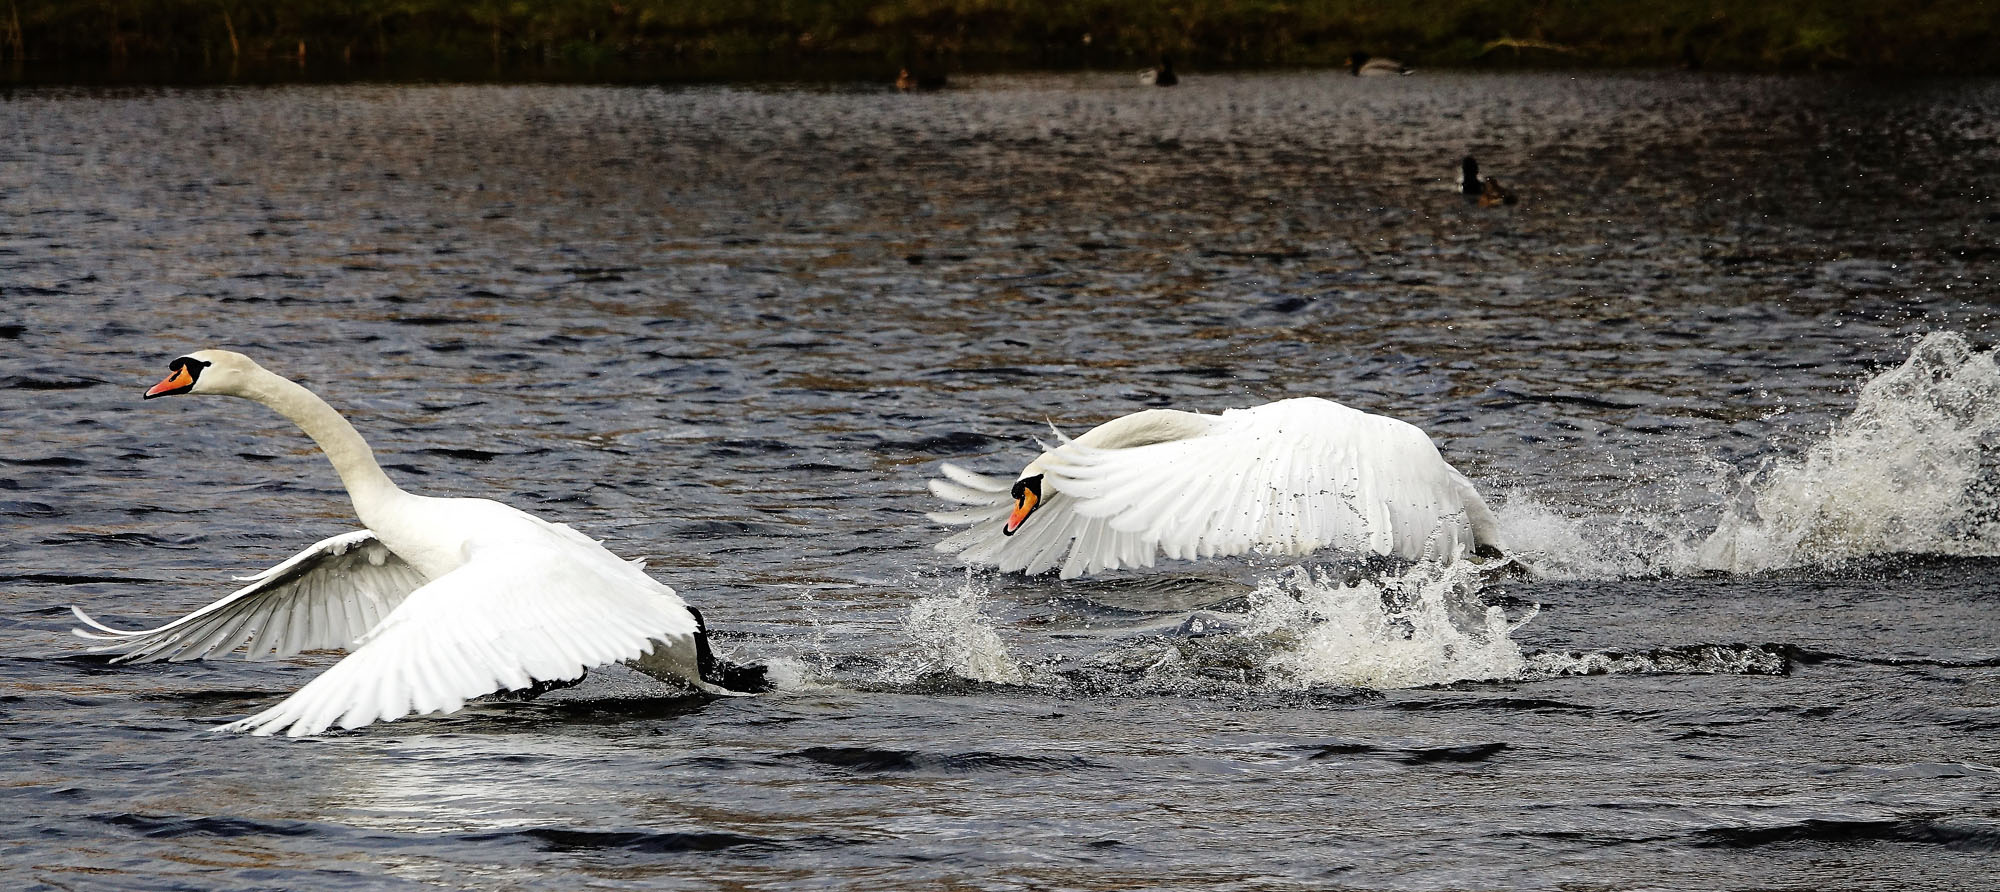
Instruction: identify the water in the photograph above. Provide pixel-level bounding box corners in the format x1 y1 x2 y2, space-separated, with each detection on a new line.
4 71 1999 889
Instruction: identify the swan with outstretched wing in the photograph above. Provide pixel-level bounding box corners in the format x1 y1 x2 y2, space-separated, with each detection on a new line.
928 397 1502 579
73 350 764 737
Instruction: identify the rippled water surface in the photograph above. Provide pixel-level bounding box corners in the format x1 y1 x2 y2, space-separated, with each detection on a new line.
5 72 2000 890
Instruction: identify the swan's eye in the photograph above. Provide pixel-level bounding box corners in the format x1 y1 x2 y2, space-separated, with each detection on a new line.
1010 475 1043 501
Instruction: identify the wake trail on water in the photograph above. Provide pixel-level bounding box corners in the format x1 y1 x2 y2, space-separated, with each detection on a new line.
1504 331 2000 578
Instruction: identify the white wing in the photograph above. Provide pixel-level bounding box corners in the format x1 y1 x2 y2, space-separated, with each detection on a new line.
70 530 427 663
218 535 701 737
930 398 1500 579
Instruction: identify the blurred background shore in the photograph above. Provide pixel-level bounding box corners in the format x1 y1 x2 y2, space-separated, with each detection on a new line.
4 0 1997 84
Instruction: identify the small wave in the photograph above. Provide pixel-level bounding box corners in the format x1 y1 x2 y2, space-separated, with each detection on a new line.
2 455 90 468
493 827 788 854
35 531 204 550
1388 696 1591 712
97 812 322 839
1396 742 1509 764
1304 740 1509 765
4 572 164 585
0 375 105 390
1692 816 2000 852
96 811 832 855
785 745 1093 774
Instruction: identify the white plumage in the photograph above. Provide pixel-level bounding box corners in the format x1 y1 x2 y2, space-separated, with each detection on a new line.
72 350 736 737
70 530 424 663
928 397 1502 579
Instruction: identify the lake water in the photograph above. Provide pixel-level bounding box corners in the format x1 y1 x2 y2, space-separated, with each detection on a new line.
3 70 1999 890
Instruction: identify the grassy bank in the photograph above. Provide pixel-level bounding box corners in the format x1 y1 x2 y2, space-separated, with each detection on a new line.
4 1 1997 79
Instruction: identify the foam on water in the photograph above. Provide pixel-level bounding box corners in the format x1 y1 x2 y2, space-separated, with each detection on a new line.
1523 643 1792 678
1496 332 2000 578
878 572 1027 686
1242 563 1533 689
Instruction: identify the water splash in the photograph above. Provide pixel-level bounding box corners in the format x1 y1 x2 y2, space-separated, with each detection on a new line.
1242 563 1533 689
878 571 1026 686
1696 332 2000 573
1496 332 2000 578
1496 497 1709 580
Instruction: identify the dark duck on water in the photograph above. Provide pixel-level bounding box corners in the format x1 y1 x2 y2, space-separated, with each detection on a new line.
1460 156 1517 207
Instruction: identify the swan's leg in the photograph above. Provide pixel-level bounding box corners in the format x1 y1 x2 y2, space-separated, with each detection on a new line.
623 608 772 694
689 606 773 693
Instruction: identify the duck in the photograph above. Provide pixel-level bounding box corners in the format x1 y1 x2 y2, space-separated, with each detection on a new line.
1460 156 1518 206
896 67 947 90
927 397 1502 579
1347 52 1413 76
1139 55 1179 87
70 350 765 737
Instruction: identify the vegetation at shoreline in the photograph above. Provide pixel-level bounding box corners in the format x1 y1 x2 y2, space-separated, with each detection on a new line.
4 1 1996 79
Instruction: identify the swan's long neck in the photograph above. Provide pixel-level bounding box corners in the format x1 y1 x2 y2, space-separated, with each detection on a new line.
237 369 406 519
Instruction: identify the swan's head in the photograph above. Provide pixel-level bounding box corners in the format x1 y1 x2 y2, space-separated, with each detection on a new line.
144 349 263 399
1003 474 1044 536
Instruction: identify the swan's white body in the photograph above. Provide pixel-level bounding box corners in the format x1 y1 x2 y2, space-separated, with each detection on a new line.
72 350 720 737
928 397 1501 579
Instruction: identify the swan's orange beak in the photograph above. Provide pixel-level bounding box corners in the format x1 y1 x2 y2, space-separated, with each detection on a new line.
1004 487 1039 536
144 365 196 399
1004 488 1038 535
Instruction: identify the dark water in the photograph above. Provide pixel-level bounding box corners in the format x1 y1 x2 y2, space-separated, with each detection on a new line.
4 71 1999 890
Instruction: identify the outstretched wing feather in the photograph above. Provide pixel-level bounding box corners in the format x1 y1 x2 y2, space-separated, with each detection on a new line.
221 538 699 737
69 530 428 663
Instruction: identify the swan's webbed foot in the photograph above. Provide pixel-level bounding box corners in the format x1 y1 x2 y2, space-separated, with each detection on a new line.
705 656 773 693
690 606 774 694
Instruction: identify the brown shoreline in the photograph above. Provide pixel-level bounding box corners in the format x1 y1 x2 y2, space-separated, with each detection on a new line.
4 0 1998 81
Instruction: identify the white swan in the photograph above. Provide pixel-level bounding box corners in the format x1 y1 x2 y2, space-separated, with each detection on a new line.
71 350 761 737
927 397 1502 579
